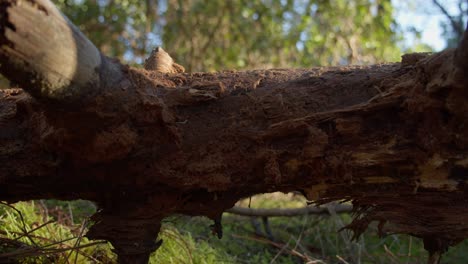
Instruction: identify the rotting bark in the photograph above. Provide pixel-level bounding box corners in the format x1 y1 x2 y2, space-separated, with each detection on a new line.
0 0 468 263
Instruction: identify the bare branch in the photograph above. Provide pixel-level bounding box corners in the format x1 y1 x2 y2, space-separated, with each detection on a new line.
432 0 465 38
226 204 353 217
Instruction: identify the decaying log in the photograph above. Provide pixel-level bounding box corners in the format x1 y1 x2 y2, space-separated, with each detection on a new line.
0 0 468 263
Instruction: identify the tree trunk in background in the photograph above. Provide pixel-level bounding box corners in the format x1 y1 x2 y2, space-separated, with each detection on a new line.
1 0 468 263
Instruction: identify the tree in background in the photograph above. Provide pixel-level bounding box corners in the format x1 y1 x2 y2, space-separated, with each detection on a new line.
55 0 151 59
54 0 402 71
2 0 464 87
432 0 468 48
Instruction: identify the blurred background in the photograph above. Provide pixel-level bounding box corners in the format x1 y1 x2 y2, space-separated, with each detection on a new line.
55 0 466 71
1 0 466 86
1 1 468 263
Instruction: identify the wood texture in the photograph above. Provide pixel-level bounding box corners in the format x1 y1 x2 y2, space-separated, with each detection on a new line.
0 0 118 103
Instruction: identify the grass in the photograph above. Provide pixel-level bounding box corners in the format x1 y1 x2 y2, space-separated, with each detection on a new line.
0 193 467 263
0 201 113 263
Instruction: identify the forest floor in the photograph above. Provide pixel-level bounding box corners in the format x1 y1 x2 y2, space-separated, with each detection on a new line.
0 193 467 263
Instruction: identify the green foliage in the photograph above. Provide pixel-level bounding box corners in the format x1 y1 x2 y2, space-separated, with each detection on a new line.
170 193 468 264
150 226 234 264
0 202 233 264
1 199 468 263
163 0 403 71
0 201 113 263
171 195 415 264
39 200 97 224
53 0 404 71
55 0 151 60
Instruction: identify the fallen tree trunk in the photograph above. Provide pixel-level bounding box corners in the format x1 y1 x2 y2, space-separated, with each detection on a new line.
0 0 467 263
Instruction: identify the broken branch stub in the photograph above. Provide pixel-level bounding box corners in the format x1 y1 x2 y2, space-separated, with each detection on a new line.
0 0 103 103
144 47 185 73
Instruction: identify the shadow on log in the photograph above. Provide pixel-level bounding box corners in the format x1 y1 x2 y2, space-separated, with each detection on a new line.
0 1 468 263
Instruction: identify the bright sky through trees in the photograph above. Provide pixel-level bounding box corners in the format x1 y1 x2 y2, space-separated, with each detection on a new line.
395 0 467 51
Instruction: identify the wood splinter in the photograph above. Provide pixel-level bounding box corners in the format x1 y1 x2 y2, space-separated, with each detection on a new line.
143 47 185 73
